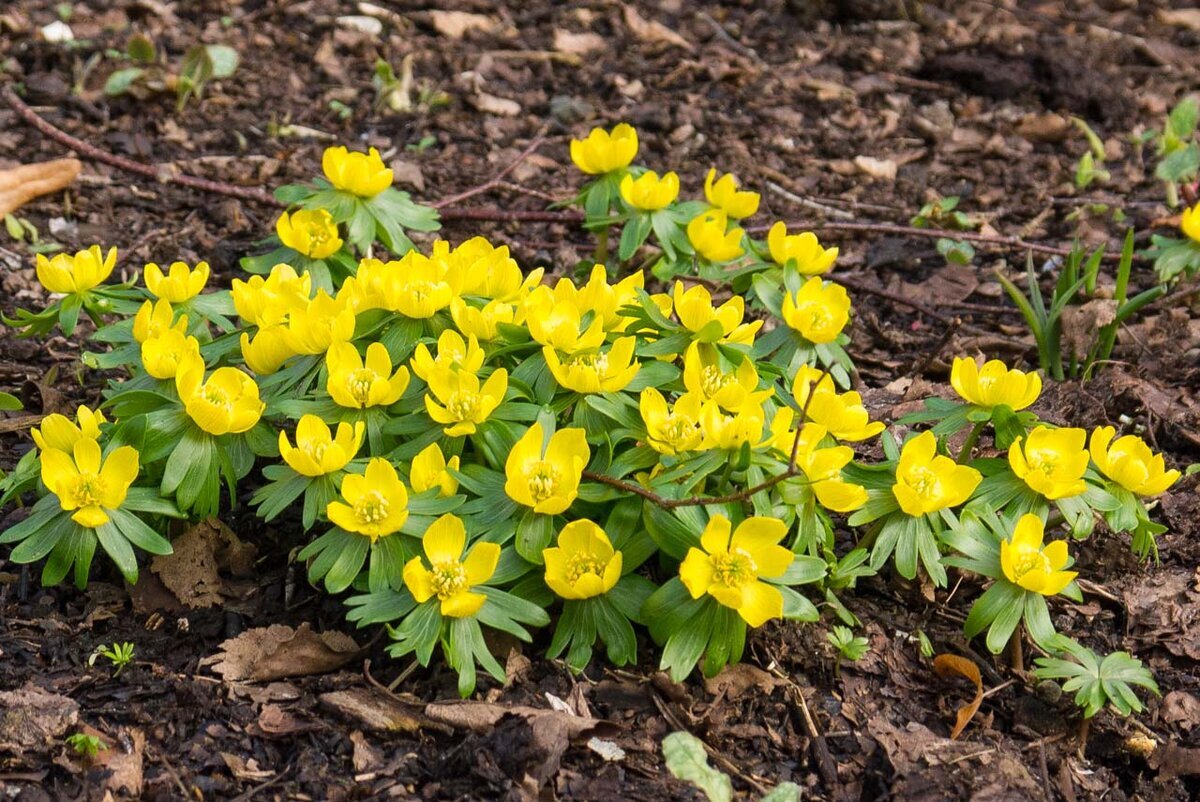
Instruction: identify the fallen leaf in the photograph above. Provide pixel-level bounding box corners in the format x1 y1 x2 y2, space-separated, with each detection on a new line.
319 687 438 734
0 158 81 216
554 29 606 55
151 518 257 609
83 725 144 797
1162 691 1200 731
933 654 984 740
221 752 275 781
255 703 316 736
0 684 79 751
429 10 496 39
201 623 360 682
388 159 425 192
1060 299 1118 361
854 155 898 181
350 730 386 773
622 6 692 50
424 699 615 740
703 663 786 700
1149 742 1200 779
1158 9 1200 31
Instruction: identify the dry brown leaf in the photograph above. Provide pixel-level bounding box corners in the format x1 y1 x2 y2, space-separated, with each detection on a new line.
220 752 275 781
1158 9 1200 31
554 29 605 55
703 663 786 700
424 700 614 740
622 6 692 50
1149 742 1200 779
200 623 360 682
933 654 983 740
150 518 256 609
83 725 144 797
429 10 496 39
0 684 80 751
350 730 386 773
1162 691 1200 731
0 158 81 216
256 703 316 736
1060 298 1118 360
319 687 434 734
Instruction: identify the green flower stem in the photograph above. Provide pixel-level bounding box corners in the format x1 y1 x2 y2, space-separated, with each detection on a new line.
957 421 988 463
1008 623 1024 671
595 225 610 266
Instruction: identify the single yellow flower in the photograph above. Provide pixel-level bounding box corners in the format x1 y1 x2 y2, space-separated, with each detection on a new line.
40 437 139 528
781 277 851 344
1009 426 1089 500
704 169 760 219
437 237 537 300
619 170 679 210
336 258 391 313
543 338 640 394
1180 201 1200 243
326 457 409 540
679 515 794 627
175 354 265 436
1000 514 1077 596
640 388 705 455
523 284 606 353
569 123 638 175
240 324 297 376
411 330 486 384
141 328 201 380
792 366 885 442
687 210 745 263
450 298 519 341
402 513 500 617
284 290 356 355
700 400 767 450
410 442 461 497
672 282 762 345
424 368 508 437
576 265 645 332
543 521 622 600
232 264 312 328
767 223 838 275
322 145 393 197
279 415 364 477
31 405 107 453
144 261 209 302
276 209 343 259
682 343 772 412
35 245 116 295
950 357 1041 411
892 431 982 516
1089 426 1180 497
132 299 186 344
390 252 455 319
326 342 410 409
504 422 589 515
768 417 868 512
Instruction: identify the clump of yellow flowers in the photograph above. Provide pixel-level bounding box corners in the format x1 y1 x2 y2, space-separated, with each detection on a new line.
1 128 1180 703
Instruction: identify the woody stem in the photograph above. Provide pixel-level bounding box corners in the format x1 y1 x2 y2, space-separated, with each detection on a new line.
956 421 987 463
1007 623 1024 671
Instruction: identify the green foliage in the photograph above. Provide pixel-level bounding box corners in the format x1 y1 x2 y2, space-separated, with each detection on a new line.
663 731 801 802
827 625 869 661
88 641 136 676
65 732 107 758
1034 637 1159 718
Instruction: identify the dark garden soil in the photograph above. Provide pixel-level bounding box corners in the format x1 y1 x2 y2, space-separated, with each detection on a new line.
2 1 1200 800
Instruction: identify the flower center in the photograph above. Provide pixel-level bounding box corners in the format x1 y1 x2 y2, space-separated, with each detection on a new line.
308 225 332 248
430 559 468 599
566 552 606 584
1026 450 1059 477
566 352 609 374
69 473 106 508
1011 548 1050 580
348 368 377 406
700 365 734 398
662 413 695 444
710 549 756 588
307 441 329 462
353 490 390 524
202 383 233 410
526 460 561 502
906 466 940 500
446 391 480 421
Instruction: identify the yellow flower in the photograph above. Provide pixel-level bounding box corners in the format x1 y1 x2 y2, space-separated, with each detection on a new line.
679 515 794 627
232 264 312 328
700 400 768 450
31 405 107 453
792 367 885 442
543 521 622 600
570 123 638 175
544 338 640 394
40 437 139 528
141 328 201 380
1009 426 1089 500
950 357 1041 411
35 245 116 295
1089 426 1180 497
682 343 772 412
892 430 981 516
1000 514 1077 596
768 418 867 512
240 325 297 376
767 223 838 275
687 210 745 263
175 354 265 436
402 513 500 617
326 457 409 540
284 291 356 355
704 169 760 219
1181 201 1200 243
411 330 486 384
523 285 606 353
437 237 538 300
672 282 762 345
410 442 461 497
337 258 391 313
504 422 589 515
279 415 364 477
450 298 519 341
781 277 851 344
133 299 187 344
576 265 645 332
640 389 705 455
326 342 410 409
619 170 679 210
144 261 209 302
424 368 508 437
322 145 393 198
276 209 343 259
390 252 455 319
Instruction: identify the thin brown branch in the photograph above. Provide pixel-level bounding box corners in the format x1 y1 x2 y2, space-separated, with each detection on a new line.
437 206 581 224
431 133 548 209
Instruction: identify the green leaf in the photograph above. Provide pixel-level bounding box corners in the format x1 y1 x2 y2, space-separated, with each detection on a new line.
204 44 239 78
759 783 802 802
662 731 732 802
104 67 145 96
514 511 555 564
95 521 140 584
